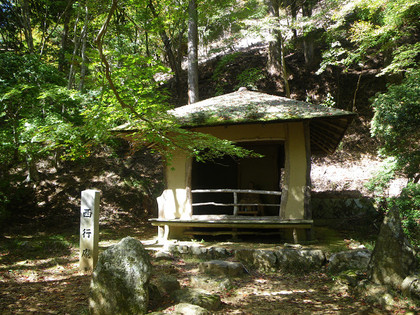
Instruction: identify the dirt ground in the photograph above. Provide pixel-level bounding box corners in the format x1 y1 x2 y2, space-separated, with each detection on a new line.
1 220 418 315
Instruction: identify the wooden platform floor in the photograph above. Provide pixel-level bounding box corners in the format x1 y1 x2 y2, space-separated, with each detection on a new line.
150 215 313 229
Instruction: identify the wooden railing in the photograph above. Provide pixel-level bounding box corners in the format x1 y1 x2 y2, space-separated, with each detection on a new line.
191 189 282 216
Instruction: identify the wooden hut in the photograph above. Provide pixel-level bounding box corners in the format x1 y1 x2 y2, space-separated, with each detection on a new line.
138 89 354 242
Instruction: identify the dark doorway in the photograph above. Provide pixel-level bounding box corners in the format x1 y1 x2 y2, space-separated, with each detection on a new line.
192 155 238 214
191 141 285 215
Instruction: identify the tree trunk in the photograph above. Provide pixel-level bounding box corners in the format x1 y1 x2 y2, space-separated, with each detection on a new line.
267 0 281 75
267 0 290 97
79 4 89 93
25 154 39 183
67 7 81 90
289 0 297 39
302 1 315 68
18 0 34 52
187 0 199 104
59 2 72 72
39 7 48 55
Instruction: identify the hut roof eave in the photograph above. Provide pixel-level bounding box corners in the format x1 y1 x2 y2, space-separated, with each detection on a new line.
113 89 356 155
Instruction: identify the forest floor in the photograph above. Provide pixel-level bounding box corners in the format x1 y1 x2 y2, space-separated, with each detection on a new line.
1 216 418 315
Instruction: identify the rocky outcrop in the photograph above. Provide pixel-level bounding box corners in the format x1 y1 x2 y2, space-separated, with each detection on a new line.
368 206 418 289
90 237 152 315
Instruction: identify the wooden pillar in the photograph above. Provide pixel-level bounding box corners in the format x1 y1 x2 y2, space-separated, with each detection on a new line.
280 122 309 220
304 121 312 220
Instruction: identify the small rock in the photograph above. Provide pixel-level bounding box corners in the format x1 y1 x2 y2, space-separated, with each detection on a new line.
173 288 222 311
190 275 233 291
190 245 209 257
199 260 245 277
174 303 210 315
253 250 277 272
327 249 371 274
284 243 303 249
154 250 173 261
209 246 229 258
401 275 420 299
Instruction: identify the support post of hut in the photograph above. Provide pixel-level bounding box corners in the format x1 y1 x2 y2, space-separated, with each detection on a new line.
156 151 192 242
280 122 311 241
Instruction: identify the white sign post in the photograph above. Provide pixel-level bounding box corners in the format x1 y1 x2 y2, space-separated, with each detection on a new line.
79 190 100 272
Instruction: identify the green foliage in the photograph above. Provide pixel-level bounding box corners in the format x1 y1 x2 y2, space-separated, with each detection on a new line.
0 52 92 175
235 68 264 91
366 158 398 197
388 183 420 248
320 93 336 108
212 52 240 95
318 0 420 74
371 70 420 180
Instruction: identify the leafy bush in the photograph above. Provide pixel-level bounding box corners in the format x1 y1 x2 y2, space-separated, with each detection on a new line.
388 183 420 248
371 70 420 180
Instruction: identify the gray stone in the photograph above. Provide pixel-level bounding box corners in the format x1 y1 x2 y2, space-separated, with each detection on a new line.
401 275 420 299
174 303 211 315
89 237 152 315
173 288 221 311
253 250 277 272
234 249 255 266
178 245 190 254
190 245 209 257
154 250 173 261
368 206 418 289
209 246 229 258
327 249 371 273
199 260 245 277
190 275 233 291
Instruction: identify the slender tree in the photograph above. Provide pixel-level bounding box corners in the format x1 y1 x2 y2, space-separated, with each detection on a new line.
188 0 199 104
266 0 290 97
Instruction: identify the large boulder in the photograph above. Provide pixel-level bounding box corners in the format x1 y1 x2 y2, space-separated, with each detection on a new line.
89 237 152 315
368 206 418 289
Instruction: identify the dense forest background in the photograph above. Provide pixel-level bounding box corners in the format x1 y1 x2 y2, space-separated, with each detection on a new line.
0 0 418 245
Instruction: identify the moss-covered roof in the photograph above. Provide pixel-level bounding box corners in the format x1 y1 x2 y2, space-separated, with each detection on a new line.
171 89 355 154
114 89 355 154
171 89 354 127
